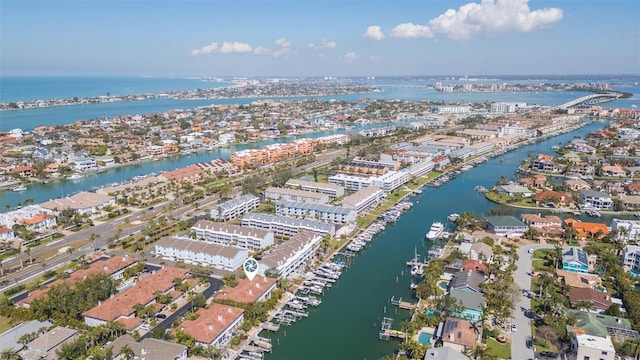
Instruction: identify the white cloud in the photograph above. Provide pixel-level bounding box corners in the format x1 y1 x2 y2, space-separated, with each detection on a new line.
308 40 337 49
274 38 292 48
190 42 218 56
363 25 385 41
219 41 253 54
253 46 272 56
345 52 357 63
390 23 434 39
428 0 563 40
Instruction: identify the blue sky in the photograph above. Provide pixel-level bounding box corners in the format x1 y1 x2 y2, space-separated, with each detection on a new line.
1 0 639 77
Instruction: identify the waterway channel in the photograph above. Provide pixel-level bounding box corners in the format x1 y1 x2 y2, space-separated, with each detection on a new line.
263 121 619 359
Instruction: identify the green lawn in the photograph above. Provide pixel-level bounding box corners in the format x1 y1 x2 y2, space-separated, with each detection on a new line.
0 316 13 334
486 338 511 359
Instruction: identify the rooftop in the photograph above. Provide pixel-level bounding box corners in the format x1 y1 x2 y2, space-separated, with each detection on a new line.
179 303 244 345
214 276 277 303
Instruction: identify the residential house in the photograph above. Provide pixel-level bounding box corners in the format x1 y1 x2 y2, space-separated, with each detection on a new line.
0 227 14 242
622 245 640 272
178 304 244 349
533 190 574 208
567 287 613 311
531 154 560 173
564 219 609 240
22 326 78 360
565 178 592 191
484 216 528 238
611 218 640 242
423 347 471 360
565 309 640 343
109 335 188 360
569 333 615 360
448 270 485 294
602 165 628 177
493 184 534 197
580 190 614 210
449 289 486 322
439 318 481 354
0 320 52 353
562 247 590 274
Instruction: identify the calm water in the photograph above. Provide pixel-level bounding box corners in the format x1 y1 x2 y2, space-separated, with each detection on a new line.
0 76 231 102
263 122 617 360
0 77 638 132
0 121 407 211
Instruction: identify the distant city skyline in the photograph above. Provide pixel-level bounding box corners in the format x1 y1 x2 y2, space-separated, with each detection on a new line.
1 0 639 77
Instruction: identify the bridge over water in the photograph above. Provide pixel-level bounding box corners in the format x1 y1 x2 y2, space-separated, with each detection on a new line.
558 91 624 109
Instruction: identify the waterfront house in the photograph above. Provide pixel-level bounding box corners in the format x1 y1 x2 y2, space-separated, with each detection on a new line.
565 178 592 191
424 347 471 360
484 216 528 238
448 270 485 294
602 165 628 177
493 184 533 197
621 195 640 211
109 335 188 360
439 318 481 354
532 190 574 208
562 247 590 274
16 213 57 232
531 154 560 173
579 190 614 210
625 181 640 195
448 289 486 322
622 245 640 272
40 192 115 216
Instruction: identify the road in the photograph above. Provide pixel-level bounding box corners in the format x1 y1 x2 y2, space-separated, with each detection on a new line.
512 243 552 360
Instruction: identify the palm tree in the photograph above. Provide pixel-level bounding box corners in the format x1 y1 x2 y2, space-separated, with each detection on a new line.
0 348 19 360
119 344 135 360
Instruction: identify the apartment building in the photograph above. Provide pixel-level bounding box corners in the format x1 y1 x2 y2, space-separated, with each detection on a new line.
342 186 386 215
210 194 260 221
240 213 336 238
285 178 345 199
259 231 322 278
191 220 274 250
155 236 248 270
178 304 244 349
263 187 328 204
275 200 357 224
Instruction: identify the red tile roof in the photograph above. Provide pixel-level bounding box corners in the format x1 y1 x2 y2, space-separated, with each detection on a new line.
213 276 277 303
83 267 189 322
179 304 244 345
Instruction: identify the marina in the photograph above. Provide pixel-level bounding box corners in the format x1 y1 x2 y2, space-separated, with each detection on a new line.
264 121 613 359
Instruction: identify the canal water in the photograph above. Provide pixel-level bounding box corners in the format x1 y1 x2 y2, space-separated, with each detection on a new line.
263 121 612 360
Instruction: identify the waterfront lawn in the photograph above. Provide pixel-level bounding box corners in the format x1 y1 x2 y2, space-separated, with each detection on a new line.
485 191 535 207
356 188 412 228
486 338 511 359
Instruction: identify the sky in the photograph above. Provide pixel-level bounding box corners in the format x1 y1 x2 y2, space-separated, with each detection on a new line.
1 0 639 77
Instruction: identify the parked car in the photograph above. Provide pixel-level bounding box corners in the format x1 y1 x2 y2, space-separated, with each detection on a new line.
511 323 517 332
156 313 167 319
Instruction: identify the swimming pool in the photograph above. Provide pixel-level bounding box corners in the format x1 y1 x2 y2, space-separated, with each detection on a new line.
630 269 640 277
424 309 437 317
418 332 433 345
438 281 448 290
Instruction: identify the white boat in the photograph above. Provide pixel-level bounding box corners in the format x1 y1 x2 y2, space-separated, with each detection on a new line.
11 185 27 192
66 173 83 180
447 213 460 222
425 222 445 240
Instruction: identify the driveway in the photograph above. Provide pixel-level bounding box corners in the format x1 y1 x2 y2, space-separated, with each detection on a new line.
512 243 552 360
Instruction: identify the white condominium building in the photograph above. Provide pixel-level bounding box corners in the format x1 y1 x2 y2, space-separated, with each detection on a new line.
259 232 322 278
329 170 408 193
342 186 386 215
275 200 357 224
210 194 260 221
191 220 274 250
241 213 336 238
285 179 345 199
263 187 328 204
155 236 248 271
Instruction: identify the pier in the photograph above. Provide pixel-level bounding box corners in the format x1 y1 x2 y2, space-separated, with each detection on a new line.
390 296 417 310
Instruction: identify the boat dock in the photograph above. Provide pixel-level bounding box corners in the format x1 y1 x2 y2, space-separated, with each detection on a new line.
390 296 417 310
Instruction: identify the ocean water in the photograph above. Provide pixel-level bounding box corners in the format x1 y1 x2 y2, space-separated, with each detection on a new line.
0 76 231 102
0 76 638 132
